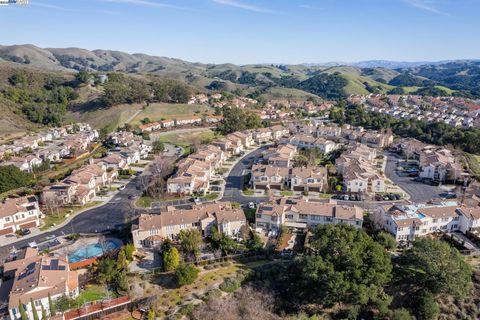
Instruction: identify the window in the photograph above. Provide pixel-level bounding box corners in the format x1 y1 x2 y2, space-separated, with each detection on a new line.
34 300 42 307
311 215 321 221
433 218 438 223
285 214 294 219
299 214 308 220
5 217 10 222
256 214 262 219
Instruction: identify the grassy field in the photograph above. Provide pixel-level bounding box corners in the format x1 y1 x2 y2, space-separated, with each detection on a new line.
130 103 213 125
67 103 142 131
261 87 320 100
153 129 219 147
463 153 480 177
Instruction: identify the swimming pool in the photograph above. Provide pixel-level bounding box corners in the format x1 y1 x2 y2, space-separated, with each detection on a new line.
68 240 121 263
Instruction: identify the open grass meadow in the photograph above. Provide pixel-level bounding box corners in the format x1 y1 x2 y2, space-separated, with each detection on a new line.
130 103 213 125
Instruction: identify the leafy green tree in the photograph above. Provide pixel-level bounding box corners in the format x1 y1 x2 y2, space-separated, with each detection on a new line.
31 298 39 320
96 258 119 286
216 107 262 135
375 231 397 250
178 229 202 260
19 300 27 320
9 73 28 86
175 264 199 286
75 70 90 84
400 238 472 299
292 224 392 310
123 243 135 260
116 249 128 270
208 226 238 255
0 165 34 193
416 291 439 320
163 246 180 272
55 295 73 313
246 230 263 251
48 293 56 316
391 308 413 320
152 140 165 154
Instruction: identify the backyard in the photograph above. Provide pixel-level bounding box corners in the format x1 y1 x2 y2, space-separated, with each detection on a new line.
152 129 219 147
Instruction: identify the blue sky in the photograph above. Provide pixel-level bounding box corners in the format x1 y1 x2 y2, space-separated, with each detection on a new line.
0 0 479 64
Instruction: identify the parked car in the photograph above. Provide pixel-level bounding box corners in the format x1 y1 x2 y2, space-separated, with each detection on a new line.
119 185 126 191
21 228 31 236
248 202 256 209
193 197 201 204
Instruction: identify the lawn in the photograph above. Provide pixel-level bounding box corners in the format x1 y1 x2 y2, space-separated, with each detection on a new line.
40 201 102 231
463 153 480 177
280 190 294 196
136 195 154 208
153 130 219 147
130 103 213 125
204 192 219 201
76 285 108 304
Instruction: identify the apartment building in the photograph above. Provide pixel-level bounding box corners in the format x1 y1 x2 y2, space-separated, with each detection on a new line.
132 202 246 249
255 197 363 230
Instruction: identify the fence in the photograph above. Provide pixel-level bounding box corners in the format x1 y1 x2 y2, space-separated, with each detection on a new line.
63 296 131 320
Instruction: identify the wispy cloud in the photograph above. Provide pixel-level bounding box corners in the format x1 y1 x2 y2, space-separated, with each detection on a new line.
298 4 322 10
211 0 274 13
29 1 70 10
403 0 446 15
101 0 187 10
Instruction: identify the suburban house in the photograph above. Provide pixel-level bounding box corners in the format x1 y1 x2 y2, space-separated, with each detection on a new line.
167 159 211 195
250 165 290 190
418 148 463 182
251 128 273 144
0 196 43 235
230 131 254 148
263 144 297 168
336 144 386 194
269 125 290 140
290 167 328 193
281 134 337 154
2 155 43 173
131 202 247 249
373 201 480 241
174 116 203 126
360 130 394 148
205 115 224 123
255 197 363 230
3 248 79 320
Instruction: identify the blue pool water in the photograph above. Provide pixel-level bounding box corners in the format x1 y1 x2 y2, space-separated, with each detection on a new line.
68 240 120 263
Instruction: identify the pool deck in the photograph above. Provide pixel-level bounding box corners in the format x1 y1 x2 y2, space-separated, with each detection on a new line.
53 237 123 262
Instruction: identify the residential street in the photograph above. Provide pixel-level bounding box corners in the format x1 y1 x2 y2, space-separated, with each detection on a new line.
384 153 451 202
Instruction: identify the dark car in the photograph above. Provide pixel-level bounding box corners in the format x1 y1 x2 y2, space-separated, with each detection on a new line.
21 228 31 236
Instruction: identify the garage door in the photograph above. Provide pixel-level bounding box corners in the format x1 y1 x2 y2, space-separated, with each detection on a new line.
20 221 37 229
0 227 13 236
270 185 282 190
293 186 304 192
310 187 320 192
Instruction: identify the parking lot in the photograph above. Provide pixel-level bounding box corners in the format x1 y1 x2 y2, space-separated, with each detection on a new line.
385 153 454 202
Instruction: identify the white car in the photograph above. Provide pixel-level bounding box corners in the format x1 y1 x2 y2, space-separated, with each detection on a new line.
119 185 126 191
248 202 256 209
28 241 38 248
193 197 201 204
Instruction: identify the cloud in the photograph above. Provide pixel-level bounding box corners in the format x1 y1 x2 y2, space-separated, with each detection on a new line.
211 0 273 13
101 0 186 9
403 0 446 15
298 4 322 10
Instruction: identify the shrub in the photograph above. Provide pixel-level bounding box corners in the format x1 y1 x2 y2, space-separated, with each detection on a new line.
175 264 199 286
416 292 439 320
219 277 241 293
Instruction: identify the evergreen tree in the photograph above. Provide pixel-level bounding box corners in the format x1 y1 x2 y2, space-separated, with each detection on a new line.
18 300 27 320
41 304 47 320
30 299 39 320
48 293 56 316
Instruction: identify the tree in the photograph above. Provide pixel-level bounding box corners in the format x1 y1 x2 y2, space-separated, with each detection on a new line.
123 243 135 260
208 226 238 255
163 246 180 272
216 107 262 135
147 307 156 320
416 292 439 320
246 230 263 251
55 295 74 313
96 258 119 287
375 231 397 250
400 238 472 299
291 224 392 311
0 165 34 193
178 229 202 260
19 300 27 320
41 304 47 320
175 264 199 286
31 298 39 320
117 249 128 270
152 140 165 154
48 293 56 316
391 308 413 320
75 70 90 84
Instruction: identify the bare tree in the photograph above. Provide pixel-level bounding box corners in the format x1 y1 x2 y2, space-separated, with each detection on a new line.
147 156 174 198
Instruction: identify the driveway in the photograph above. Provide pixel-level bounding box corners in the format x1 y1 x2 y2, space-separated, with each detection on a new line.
385 153 452 202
